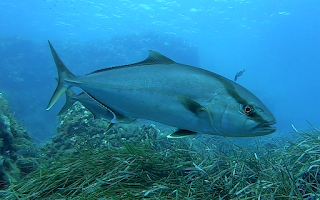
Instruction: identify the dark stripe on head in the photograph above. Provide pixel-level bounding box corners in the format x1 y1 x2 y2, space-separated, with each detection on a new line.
211 73 265 123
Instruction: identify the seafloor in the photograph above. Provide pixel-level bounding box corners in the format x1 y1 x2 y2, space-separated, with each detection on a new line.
0 87 319 199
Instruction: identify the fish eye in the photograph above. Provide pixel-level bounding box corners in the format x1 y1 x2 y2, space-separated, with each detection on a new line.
242 105 254 115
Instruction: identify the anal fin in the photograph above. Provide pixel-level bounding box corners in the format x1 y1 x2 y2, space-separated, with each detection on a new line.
167 129 198 138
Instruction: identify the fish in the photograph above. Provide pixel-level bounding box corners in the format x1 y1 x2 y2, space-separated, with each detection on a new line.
16 149 30 155
46 41 276 138
234 69 245 81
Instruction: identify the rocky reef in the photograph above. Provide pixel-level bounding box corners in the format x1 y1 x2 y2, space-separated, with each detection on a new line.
40 102 171 159
0 92 39 189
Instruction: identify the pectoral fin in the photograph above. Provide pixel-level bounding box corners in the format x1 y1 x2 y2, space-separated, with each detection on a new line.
177 96 206 117
167 129 198 138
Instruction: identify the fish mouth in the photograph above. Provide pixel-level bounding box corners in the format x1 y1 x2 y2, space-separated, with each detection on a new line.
253 120 277 134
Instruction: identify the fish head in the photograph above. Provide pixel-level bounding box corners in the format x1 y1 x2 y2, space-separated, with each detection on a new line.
207 83 276 137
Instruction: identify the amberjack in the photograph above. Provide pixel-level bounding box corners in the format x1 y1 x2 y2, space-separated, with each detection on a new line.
46 41 276 138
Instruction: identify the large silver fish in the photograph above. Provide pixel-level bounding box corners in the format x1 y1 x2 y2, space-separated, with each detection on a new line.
46 41 276 138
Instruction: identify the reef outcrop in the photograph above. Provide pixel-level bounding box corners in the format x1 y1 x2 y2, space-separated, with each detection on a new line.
0 92 38 189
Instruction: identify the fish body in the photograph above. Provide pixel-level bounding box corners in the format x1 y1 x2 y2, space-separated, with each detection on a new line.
47 41 276 138
16 149 30 155
234 69 245 81
73 64 219 134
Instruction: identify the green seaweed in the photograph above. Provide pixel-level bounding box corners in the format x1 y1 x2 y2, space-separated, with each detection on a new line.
2 126 320 199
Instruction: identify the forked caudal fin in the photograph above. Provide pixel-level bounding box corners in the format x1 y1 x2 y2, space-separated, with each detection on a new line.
46 40 76 110
55 78 78 116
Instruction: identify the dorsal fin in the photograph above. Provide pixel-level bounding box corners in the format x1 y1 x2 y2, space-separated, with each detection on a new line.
88 50 175 75
143 50 175 65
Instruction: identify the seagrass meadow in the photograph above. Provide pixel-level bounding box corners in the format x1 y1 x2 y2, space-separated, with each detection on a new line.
1 99 320 199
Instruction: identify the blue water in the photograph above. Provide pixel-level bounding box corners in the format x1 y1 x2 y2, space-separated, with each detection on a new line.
0 0 319 142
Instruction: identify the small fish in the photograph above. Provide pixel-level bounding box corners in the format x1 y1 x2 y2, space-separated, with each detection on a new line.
234 69 245 81
16 149 30 155
47 41 276 138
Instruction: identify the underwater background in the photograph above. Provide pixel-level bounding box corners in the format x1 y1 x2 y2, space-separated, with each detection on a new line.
0 0 319 142
0 0 320 199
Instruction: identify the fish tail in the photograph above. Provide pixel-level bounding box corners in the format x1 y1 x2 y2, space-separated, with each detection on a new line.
46 41 76 110
57 82 77 116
